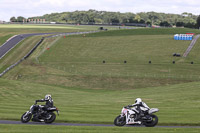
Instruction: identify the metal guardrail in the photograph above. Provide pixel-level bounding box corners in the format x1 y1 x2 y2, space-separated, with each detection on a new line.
0 31 99 77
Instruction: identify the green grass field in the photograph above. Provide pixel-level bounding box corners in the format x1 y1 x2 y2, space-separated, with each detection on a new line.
20 28 200 90
1 77 200 125
1 26 200 132
1 124 200 133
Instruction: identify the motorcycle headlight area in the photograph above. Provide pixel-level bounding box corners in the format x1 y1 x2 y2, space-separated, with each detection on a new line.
122 108 128 115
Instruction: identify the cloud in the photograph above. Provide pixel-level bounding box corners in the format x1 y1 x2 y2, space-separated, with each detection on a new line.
0 0 200 21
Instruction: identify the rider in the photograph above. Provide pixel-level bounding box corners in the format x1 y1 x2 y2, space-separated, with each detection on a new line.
35 94 54 111
128 98 150 121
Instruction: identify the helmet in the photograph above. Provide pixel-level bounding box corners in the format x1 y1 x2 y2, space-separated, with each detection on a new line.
45 94 51 100
135 98 142 104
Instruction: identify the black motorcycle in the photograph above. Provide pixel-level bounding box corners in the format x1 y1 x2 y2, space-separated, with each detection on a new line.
21 103 59 124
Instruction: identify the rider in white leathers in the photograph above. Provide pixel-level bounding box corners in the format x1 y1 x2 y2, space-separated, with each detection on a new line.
129 98 150 121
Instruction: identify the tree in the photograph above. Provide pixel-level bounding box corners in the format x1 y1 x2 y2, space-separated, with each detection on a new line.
197 15 200 28
139 19 145 24
160 21 171 27
146 20 152 26
134 15 141 23
184 22 196 28
10 17 17 22
17 16 25 22
148 12 158 25
176 22 184 27
27 10 199 28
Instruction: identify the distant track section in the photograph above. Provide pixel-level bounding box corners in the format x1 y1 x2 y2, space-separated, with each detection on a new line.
0 33 55 59
183 34 200 57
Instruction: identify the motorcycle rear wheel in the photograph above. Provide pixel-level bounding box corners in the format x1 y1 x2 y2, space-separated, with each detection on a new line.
45 112 56 124
144 114 158 127
21 112 32 123
114 115 126 126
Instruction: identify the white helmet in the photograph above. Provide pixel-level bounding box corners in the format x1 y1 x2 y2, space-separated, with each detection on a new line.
45 94 51 100
135 98 142 104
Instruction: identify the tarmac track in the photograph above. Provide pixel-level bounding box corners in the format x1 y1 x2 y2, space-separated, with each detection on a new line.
0 120 200 128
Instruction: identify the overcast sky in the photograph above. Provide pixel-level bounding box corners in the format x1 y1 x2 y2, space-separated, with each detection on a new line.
0 0 200 21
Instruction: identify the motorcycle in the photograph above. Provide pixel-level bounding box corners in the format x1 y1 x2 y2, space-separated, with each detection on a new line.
114 105 159 127
21 103 59 124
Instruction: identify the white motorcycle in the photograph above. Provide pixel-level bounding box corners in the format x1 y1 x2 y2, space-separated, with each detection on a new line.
114 105 159 127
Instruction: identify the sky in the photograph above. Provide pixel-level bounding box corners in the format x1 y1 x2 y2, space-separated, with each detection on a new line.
0 0 200 21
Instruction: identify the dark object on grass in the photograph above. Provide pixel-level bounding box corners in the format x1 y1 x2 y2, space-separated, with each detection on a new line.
173 61 175 64
99 27 104 30
103 61 105 63
191 61 194 64
176 53 181 57
149 61 151 64
124 61 127 64
173 53 181 57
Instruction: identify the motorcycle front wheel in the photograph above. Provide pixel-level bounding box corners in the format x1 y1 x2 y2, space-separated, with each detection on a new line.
114 115 126 126
21 112 32 123
144 114 158 127
45 112 56 124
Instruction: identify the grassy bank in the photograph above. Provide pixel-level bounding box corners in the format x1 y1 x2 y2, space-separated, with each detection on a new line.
11 29 200 90
1 124 200 133
0 78 200 125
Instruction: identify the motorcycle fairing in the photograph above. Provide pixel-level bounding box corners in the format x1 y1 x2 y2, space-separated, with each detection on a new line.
148 108 159 114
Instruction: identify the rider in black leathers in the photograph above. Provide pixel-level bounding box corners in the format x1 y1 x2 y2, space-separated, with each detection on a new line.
33 94 54 121
35 94 54 110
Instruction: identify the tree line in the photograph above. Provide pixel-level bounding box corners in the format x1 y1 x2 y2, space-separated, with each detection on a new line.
10 10 200 28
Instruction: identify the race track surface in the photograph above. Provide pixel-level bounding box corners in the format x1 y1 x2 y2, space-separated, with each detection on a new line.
0 120 200 128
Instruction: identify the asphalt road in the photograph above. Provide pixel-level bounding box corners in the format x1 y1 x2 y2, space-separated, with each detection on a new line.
0 33 54 59
0 120 200 128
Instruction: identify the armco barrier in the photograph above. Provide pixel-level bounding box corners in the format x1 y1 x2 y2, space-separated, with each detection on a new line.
0 31 99 77
24 37 44 59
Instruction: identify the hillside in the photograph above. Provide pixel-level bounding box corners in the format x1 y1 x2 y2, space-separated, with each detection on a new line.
3 28 200 90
